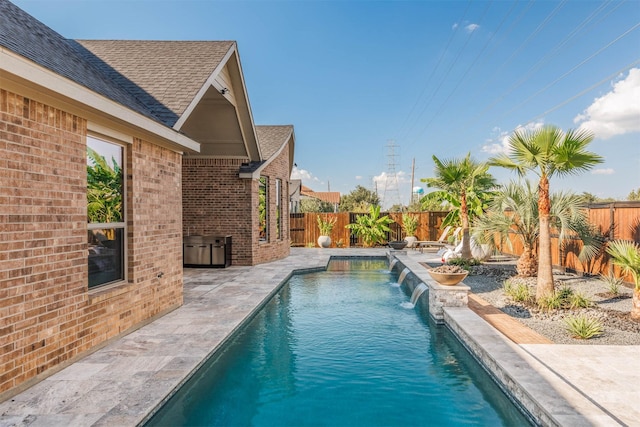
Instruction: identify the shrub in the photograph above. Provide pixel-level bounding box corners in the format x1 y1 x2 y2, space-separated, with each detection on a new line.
600 273 623 296
568 292 592 309
537 293 563 311
564 315 603 339
447 257 481 269
317 215 337 236
402 214 419 236
503 280 532 303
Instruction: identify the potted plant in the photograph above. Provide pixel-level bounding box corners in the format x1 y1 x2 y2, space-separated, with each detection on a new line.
427 264 468 286
402 214 419 248
346 205 394 248
317 215 337 248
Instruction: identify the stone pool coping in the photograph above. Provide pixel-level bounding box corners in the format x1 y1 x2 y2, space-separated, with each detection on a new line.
0 248 636 426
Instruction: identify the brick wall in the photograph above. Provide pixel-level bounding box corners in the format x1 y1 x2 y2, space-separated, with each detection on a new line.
182 143 291 266
0 89 183 398
182 158 254 265
253 145 291 264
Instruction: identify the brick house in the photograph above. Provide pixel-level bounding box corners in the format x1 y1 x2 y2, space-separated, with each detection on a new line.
0 1 294 398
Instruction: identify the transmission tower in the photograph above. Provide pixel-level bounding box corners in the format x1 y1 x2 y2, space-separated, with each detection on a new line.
383 140 402 209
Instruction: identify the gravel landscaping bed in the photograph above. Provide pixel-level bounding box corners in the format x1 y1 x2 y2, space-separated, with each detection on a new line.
462 264 640 345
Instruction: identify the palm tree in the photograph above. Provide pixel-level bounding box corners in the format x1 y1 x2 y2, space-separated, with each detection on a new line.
474 180 589 277
489 126 603 299
422 153 496 260
606 240 640 321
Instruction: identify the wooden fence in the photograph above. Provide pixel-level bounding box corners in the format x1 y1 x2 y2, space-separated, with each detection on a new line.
290 211 449 248
290 202 640 278
492 202 640 278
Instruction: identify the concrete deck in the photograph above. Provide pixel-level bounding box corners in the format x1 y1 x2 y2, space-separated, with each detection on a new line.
0 248 637 426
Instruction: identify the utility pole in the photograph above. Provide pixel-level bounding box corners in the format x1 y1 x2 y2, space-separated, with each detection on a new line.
409 157 415 208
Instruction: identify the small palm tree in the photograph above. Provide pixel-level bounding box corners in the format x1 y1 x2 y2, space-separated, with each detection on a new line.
489 125 603 300
474 180 589 277
422 153 496 260
606 240 640 321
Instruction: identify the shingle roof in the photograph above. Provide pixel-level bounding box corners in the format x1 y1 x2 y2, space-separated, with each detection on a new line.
0 0 159 123
255 125 294 160
301 186 341 205
76 40 234 127
0 1 235 129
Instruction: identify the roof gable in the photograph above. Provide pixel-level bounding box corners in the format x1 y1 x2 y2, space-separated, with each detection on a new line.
76 40 235 127
256 125 293 159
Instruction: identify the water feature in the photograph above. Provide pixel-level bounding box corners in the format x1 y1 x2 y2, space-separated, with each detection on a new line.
145 258 530 426
397 267 411 285
410 282 428 304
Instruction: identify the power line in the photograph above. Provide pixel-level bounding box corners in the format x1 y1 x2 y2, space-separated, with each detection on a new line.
394 1 473 143
498 21 640 121
527 60 640 124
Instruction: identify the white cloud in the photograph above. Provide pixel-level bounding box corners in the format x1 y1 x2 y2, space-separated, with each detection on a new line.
355 175 362 180
465 23 480 33
482 121 544 154
452 23 458 30
591 168 615 175
574 68 640 139
290 166 320 183
372 171 410 208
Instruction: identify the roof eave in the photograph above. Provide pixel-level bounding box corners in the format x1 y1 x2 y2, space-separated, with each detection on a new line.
1 47 199 153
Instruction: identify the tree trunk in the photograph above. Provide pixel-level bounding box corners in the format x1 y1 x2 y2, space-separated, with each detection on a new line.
536 176 555 299
632 288 640 322
517 246 538 277
460 191 472 259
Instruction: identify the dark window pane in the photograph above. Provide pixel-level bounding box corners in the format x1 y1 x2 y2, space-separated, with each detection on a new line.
88 228 124 288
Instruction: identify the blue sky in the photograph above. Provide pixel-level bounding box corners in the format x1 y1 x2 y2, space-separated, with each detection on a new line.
13 0 640 207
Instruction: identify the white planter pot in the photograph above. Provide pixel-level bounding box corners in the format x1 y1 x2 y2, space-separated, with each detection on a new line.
318 235 332 248
404 236 417 249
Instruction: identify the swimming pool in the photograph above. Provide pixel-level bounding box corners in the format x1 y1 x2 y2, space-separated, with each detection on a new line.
146 258 530 426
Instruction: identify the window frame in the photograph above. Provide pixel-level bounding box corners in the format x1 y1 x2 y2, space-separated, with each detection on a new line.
87 134 127 289
258 176 269 243
275 178 282 240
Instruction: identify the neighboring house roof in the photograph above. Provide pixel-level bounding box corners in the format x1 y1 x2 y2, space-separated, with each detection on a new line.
76 40 234 128
301 186 341 205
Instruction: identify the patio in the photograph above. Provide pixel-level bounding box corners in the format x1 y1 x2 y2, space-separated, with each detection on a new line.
0 248 636 426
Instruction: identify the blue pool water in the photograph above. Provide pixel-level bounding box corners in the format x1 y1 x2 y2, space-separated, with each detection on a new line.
146 258 530 426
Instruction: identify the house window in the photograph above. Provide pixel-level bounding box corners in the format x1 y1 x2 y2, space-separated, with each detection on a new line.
87 136 125 288
276 179 282 240
259 176 268 242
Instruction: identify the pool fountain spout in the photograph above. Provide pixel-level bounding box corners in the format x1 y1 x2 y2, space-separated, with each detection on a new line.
410 283 428 305
398 268 411 285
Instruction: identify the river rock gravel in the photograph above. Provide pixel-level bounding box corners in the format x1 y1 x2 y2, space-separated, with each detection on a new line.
462 264 640 345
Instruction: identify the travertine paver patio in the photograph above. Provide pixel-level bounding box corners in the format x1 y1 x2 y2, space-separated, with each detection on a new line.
0 248 636 426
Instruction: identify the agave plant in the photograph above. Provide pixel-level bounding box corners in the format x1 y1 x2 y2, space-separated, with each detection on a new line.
606 240 640 321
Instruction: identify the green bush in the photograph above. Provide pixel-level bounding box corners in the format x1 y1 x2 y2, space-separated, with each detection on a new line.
568 292 592 309
537 293 563 311
600 273 623 296
447 257 481 269
503 280 532 303
564 315 603 339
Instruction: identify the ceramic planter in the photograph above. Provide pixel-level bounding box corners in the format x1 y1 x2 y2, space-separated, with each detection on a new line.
317 235 332 248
